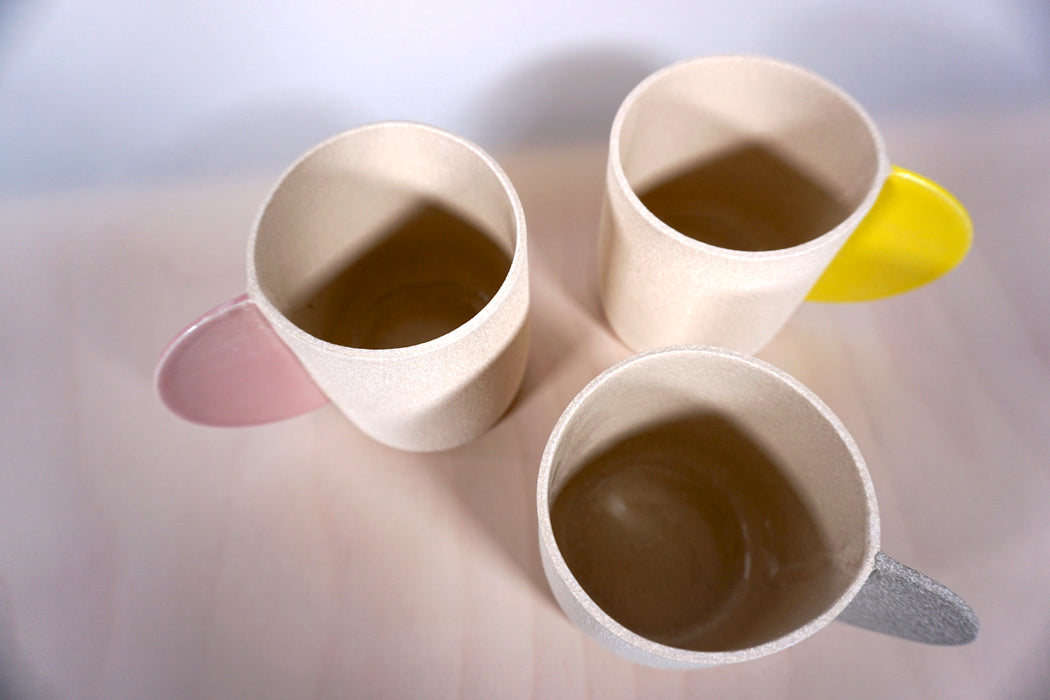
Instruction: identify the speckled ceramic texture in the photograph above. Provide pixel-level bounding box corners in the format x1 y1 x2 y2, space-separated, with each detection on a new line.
537 347 977 668
598 55 890 354
248 122 530 452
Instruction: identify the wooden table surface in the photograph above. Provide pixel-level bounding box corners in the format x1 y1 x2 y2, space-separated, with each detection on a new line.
2 107 1048 699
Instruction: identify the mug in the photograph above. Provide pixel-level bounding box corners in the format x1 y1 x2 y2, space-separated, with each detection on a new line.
537 346 978 669
599 55 972 354
156 122 530 452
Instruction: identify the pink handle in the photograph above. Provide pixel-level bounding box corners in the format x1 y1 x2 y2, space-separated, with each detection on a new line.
155 294 328 426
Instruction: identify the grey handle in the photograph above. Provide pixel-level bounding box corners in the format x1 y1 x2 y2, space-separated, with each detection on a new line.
837 551 979 645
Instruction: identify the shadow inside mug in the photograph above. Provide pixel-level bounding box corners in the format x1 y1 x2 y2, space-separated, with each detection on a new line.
635 142 854 252
549 409 836 652
286 201 512 350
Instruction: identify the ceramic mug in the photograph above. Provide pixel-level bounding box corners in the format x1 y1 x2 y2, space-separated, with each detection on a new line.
156 122 529 452
599 55 972 354
537 346 978 669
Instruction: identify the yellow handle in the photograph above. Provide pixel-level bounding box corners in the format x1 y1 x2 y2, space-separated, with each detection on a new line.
807 166 973 302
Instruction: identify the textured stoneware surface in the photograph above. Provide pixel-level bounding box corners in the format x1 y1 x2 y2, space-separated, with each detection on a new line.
155 294 329 426
839 552 979 645
537 346 976 668
599 55 890 354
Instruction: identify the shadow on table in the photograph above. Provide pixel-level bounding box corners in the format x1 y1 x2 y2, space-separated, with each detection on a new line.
423 47 660 603
461 44 665 150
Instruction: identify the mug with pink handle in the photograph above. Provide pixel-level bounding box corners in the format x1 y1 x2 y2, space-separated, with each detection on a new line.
156 121 530 452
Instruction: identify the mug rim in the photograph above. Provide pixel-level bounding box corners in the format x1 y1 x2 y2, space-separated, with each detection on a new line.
245 120 529 361
537 345 880 666
607 54 892 262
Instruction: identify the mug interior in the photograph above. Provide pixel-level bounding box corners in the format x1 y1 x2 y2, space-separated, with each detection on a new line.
614 56 883 252
252 123 520 350
544 348 874 654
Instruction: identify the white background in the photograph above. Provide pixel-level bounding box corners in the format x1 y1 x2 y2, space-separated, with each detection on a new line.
2 0 1049 192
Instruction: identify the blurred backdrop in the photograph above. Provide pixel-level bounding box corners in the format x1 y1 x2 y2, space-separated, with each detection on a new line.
2 0 1049 193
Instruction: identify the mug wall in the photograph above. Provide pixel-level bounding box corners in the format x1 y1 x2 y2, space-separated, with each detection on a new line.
539 348 877 665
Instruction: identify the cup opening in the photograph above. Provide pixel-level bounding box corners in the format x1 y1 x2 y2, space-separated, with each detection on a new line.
253 123 520 350
614 56 883 252
545 349 873 654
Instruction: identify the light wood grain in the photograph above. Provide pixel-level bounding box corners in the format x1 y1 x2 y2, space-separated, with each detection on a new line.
1 107 1048 699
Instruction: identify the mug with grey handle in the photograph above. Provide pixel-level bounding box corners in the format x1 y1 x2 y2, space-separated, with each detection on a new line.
538 346 978 668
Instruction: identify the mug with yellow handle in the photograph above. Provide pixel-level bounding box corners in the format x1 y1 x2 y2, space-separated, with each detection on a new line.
599 54 972 354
